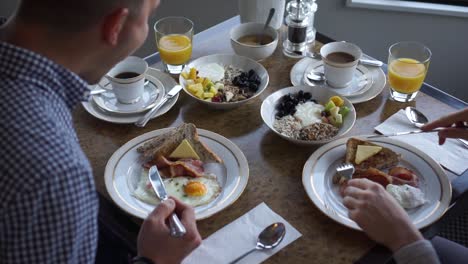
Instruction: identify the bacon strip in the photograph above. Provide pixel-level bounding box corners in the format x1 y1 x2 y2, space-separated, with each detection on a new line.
353 168 393 187
350 167 419 188
143 155 205 178
389 167 419 187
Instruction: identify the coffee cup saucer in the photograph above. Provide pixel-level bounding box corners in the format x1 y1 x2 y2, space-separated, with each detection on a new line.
82 68 179 124
90 77 163 114
303 60 374 97
290 56 386 104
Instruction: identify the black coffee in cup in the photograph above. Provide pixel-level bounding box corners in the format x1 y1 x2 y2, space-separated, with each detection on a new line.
326 52 355 64
115 71 140 79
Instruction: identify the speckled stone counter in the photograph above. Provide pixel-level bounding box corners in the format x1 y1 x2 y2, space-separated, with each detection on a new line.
73 20 458 264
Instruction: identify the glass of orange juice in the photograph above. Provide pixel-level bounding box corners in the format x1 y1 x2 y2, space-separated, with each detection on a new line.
388 42 431 102
154 17 193 74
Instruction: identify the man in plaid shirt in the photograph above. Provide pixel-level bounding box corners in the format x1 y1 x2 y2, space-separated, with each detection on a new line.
0 1 201 263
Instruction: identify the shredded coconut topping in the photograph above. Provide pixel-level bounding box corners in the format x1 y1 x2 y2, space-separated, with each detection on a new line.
273 115 339 141
273 115 302 139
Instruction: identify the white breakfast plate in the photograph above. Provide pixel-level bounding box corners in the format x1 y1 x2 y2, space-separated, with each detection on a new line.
290 56 386 104
303 61 373 97
104 128 249 220
82 68 179 124
302 136 451 230
92 78 163 114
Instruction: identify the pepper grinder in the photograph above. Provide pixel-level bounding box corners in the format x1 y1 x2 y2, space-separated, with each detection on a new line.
283 0 311 58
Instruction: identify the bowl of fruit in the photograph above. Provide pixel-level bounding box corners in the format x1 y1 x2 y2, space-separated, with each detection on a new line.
179 54 269 110
261 85 356 145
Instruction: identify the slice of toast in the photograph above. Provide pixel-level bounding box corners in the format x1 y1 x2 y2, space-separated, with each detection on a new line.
345 138 400 170
137 123 223 163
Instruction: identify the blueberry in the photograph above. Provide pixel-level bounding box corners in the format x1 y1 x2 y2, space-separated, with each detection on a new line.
249 83 258 91
280 95 288 103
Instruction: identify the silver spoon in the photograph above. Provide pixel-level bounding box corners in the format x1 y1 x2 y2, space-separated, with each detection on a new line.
229 222 286 264
306 71 325 82
259 8 275 45
405 107 429 128
405 106 468 148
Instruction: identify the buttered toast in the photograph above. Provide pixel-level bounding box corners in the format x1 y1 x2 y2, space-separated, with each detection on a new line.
345 138 400 170
137 123 223 163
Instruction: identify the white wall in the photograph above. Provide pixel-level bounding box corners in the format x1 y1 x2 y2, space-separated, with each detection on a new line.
314 0 468 101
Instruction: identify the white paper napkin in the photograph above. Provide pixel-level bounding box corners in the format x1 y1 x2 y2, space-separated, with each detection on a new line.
375 109 468 175
182 203 302 264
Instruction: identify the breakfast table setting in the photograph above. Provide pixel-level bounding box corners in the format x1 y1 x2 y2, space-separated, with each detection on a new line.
73 11 468 264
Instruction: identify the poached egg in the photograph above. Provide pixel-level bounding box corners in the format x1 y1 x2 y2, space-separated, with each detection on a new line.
386 184 426 209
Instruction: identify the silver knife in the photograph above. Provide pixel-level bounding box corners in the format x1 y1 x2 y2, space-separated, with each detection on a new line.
135 85 183 127
368 127 468 139
367 128 443 138
148 165 186 237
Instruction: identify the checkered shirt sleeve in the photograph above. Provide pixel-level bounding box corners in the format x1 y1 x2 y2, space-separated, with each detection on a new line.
0 40 98 263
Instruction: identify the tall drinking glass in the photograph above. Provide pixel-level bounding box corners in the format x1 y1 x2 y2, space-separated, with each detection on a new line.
388 42 431 102
154 17 193 74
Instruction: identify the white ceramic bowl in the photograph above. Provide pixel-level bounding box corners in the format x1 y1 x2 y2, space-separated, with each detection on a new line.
230 22 278 61
261 86 356 145
179 54 269 110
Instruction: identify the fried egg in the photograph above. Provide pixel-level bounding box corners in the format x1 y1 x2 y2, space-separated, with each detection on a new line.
133 171 221 207
197 63 225 82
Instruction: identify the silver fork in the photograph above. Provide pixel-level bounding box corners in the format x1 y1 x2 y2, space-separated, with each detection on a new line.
336 162 355 180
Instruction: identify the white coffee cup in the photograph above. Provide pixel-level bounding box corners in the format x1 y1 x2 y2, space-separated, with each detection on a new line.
106 56 148 104
320 42 362 88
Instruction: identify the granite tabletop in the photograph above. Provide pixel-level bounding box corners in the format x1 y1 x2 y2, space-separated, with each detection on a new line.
73 18 459 264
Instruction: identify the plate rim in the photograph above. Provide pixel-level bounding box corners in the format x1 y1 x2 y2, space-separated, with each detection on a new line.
104 127 250 220
82 68 179 124
290 57 387 104
301 136 452 230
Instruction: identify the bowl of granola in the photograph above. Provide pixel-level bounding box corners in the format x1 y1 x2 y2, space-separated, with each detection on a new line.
261 86 356 145
179 54 269 110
